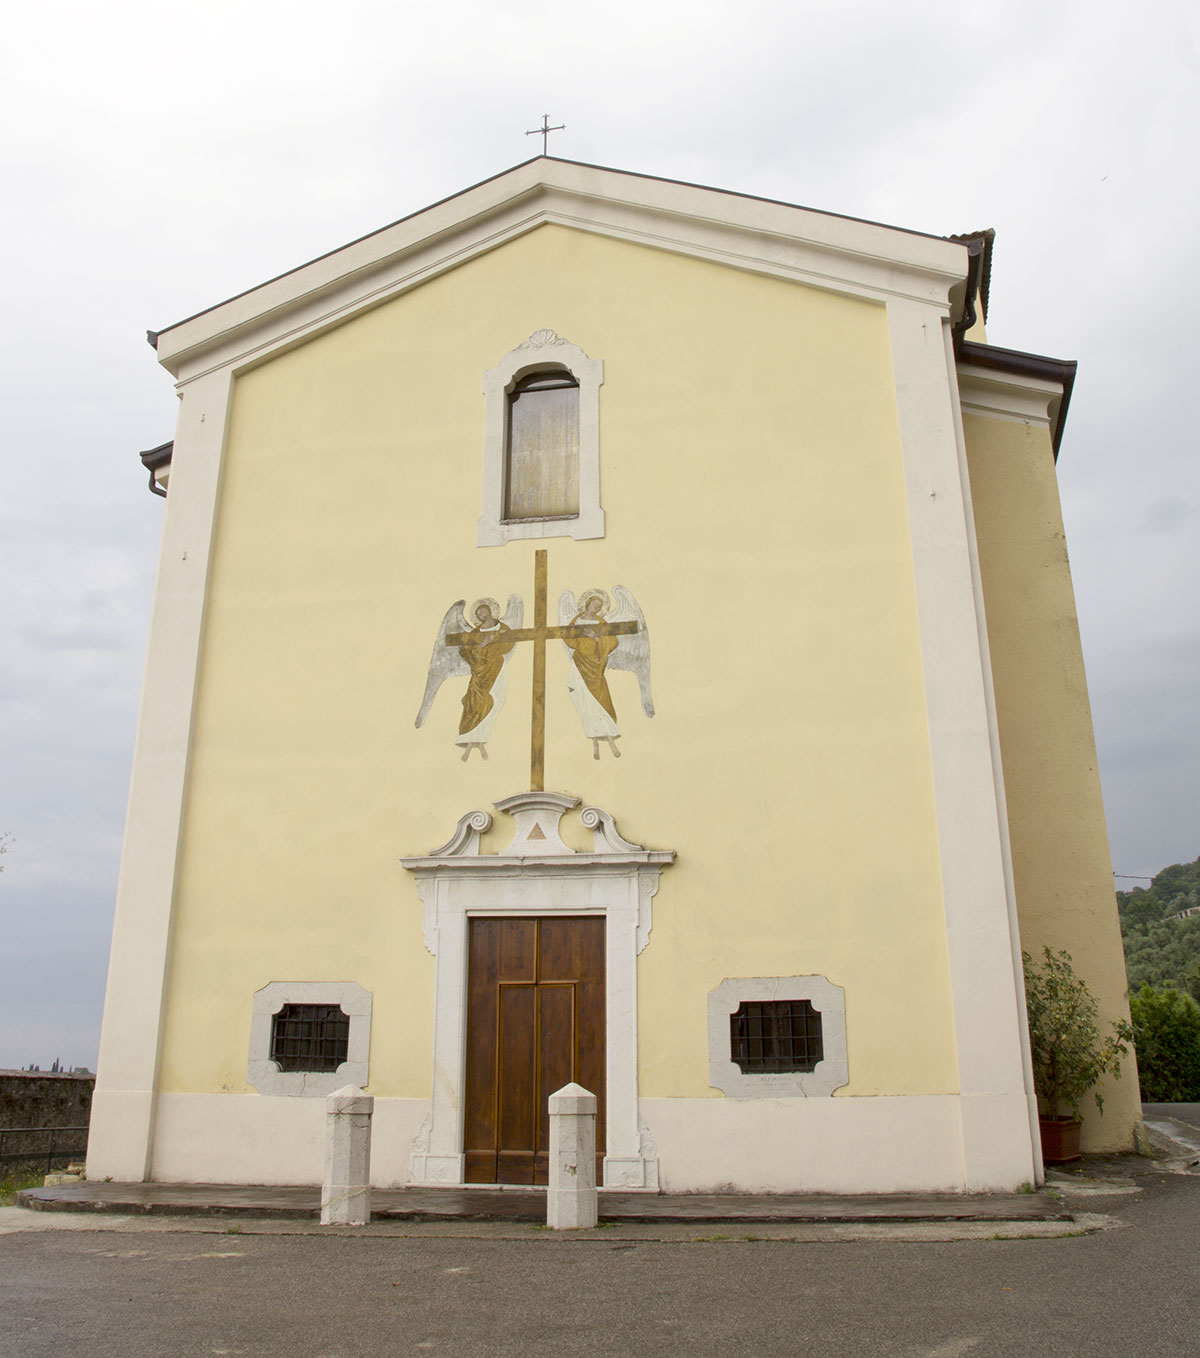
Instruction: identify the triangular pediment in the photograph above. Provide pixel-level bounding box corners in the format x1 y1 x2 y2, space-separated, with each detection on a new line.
152 157 972 383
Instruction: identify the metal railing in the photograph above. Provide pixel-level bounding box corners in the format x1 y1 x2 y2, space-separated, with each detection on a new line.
0 1126 89 1176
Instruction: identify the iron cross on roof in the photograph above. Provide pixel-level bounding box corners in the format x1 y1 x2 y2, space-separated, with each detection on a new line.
526 114 565 156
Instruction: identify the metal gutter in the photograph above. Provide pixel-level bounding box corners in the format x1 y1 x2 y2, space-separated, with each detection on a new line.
138 440 173 497
956 340 1077 460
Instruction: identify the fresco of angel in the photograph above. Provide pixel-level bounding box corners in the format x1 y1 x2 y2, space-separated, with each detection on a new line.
557 585 654 759
415 595 524 760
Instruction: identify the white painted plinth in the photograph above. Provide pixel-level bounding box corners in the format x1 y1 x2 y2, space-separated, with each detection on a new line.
321 1085 373 1226
547 1082 598 1230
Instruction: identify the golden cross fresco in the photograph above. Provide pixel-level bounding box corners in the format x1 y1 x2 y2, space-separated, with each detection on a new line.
415 550 654 789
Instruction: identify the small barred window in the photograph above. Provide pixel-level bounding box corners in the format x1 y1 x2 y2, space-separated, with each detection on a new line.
730 999 823 1074
270 1003 350 1073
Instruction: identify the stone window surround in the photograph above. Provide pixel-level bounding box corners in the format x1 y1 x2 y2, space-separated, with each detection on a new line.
247 981 372 1097
476 330 604 547
707 976 848 1098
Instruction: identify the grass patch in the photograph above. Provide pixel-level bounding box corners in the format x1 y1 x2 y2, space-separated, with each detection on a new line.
0 1171 44 1206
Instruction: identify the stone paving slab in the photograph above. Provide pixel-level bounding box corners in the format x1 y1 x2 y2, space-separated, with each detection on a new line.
16 1180 1073 1223
1 1204 1103 1244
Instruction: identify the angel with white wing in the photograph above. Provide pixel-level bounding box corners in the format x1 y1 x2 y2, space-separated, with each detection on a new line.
558 585 654 759
415 595 524 760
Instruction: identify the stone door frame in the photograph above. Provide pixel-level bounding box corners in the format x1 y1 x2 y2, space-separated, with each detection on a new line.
403 793 672 1190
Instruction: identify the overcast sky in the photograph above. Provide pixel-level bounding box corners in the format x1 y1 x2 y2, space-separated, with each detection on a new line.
1 1 1196 1070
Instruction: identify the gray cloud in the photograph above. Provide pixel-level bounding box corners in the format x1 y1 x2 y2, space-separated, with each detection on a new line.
1 0 1197 1066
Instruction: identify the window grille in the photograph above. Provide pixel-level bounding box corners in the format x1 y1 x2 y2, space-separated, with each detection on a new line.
730 999 823 1074
270 1003 350 1073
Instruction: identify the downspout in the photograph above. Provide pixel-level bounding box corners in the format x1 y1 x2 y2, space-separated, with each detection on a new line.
138 440 173 498
951 237 985 346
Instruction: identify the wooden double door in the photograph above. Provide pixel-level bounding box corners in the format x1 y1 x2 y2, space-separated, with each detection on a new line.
463 916 606 1185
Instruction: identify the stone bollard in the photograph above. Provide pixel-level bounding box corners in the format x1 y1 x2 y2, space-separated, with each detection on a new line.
547 1082 598 1229
321 1084 373 1226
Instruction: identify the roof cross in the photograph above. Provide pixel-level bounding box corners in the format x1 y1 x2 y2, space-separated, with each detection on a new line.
525 114 565 156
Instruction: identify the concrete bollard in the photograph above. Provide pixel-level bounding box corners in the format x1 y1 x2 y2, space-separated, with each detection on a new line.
321 1084 373 1226
547 1082 598 1229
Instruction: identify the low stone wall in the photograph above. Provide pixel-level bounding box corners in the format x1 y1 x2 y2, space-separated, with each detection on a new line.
0 1071 94 1175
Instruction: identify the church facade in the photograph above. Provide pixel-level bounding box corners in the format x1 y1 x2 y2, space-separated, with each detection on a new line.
89 158 1138 1193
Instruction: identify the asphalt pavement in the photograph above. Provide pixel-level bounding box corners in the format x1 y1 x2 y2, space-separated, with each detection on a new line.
1143 1101 1200 1133
3 1164 1200 1357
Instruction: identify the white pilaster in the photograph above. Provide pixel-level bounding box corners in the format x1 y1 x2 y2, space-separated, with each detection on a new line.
87 367 234 1183
886 299 1038 1188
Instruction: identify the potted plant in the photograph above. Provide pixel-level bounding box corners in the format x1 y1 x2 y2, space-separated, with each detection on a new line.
1022 947 1134 1163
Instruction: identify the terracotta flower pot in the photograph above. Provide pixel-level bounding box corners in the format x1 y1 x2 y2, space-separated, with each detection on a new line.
1039 1114 1082 1163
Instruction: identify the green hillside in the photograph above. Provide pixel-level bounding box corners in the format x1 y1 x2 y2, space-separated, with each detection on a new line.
1118 855 1200 1002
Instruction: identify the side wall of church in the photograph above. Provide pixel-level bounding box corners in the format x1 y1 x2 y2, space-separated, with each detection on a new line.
147 224 966 1185
964 411 1140 1151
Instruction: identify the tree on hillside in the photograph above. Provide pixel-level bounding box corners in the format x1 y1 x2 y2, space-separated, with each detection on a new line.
1124 914 1200 993
1150 857 1200 904
1123 890 1167 932
1119 855 1200 998
1129 983 1200 1102
1118 855 1200 919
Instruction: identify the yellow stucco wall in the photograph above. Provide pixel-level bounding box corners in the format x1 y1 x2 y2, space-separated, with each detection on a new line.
964 412 1140 1150
157 224 958 1101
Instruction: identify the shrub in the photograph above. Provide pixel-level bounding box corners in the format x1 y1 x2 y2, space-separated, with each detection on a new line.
1129 983 1200 1102
1023 947 1133 1119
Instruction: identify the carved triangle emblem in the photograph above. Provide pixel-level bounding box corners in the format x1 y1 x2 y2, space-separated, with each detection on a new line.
527 823 547 841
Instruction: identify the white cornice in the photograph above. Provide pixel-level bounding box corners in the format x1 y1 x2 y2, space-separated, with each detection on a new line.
156 160 971 385
957 363 1063 431
404 856 675 877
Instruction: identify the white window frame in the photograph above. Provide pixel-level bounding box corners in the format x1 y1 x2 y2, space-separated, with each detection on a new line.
247 981 372 1097
707 976 848 1098
476 330 604 546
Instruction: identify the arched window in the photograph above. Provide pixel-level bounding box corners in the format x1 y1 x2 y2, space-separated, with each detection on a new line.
478 331 604 546
504 368 580 521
